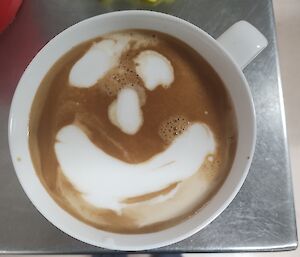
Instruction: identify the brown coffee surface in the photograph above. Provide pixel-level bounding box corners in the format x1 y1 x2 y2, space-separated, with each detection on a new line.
29 30 237 233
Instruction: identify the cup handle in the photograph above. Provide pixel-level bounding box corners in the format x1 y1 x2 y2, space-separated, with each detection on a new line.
217 20 268 70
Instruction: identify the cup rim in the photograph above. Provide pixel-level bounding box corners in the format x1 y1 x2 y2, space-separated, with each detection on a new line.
8 10 256 251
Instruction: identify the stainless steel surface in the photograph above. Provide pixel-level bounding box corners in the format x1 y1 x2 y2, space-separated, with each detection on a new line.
0 0 297 253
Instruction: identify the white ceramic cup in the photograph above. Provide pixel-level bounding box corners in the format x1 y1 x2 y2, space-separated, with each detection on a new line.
8 10 267 251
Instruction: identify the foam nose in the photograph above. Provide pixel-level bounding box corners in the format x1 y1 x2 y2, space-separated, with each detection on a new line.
108 87 143 135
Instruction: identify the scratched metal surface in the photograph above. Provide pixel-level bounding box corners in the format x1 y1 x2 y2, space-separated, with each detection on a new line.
0 0 297 253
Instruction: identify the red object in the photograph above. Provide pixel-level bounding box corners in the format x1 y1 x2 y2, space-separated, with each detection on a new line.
0 0 23 33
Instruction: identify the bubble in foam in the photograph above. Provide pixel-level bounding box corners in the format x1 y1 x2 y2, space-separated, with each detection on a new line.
207 155 214 162
200 154 221 182
159 115 190 144
100 65 146 105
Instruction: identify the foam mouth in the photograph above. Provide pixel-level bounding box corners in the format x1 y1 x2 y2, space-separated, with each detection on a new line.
55 123 216 212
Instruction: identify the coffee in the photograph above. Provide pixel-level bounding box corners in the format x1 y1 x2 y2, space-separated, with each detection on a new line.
29 30 237 233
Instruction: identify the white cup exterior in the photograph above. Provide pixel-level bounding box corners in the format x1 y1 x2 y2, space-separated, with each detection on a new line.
8 11 256 251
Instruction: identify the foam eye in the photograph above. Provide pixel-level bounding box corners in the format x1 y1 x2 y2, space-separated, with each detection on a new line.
69 39 129 88
134 50 174 91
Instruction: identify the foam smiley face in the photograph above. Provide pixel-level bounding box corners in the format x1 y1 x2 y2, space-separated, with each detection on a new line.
30 31 236 232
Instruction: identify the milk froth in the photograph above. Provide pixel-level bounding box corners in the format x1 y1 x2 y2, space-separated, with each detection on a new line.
29 30 237 233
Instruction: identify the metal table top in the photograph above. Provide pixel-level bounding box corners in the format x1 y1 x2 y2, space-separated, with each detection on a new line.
0 0 297 253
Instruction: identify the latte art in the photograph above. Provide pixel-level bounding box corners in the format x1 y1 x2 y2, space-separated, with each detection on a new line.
134 50 174 90
29 30 237 233
55 123 215 212
108 88 143 135
69 39 128 88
